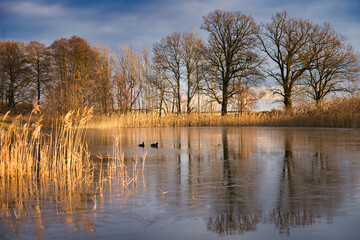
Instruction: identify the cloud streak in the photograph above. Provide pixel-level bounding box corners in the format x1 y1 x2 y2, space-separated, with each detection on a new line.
0 0 359 52
4 1 64 18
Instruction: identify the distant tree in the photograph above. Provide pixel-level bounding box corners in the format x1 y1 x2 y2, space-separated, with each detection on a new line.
149 47 171 116
153 32 182 114
258 11 314 111
26 40 52 105
49 36 99 113
140 48 154 112
232 75 265 113
201 10 262 115
114 44 143 113
0 48 5 111
93 44 115 114
302 23 360 104
0 40 32 111
181 30 204 114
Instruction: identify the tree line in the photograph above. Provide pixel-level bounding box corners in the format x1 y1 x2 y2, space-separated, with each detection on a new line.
0 10 359 116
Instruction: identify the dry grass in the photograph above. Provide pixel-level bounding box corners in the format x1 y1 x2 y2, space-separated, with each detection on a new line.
0 106 142 232
0 106 93 181
86 97 360 129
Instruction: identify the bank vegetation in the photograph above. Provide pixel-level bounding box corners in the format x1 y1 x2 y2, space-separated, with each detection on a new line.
0 10 359 126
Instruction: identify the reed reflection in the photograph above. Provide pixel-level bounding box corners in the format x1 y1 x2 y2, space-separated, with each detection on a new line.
0 137 143 239
0 176 97 238
13 127 356 239
114 127 358 237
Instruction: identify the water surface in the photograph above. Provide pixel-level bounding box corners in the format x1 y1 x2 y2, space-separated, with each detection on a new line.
1 127 360 239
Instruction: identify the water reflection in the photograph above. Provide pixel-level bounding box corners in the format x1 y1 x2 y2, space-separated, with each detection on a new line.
0 177 97 239
2 127 360 239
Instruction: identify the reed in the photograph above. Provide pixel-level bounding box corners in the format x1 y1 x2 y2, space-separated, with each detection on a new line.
0 107 92 181
86 97 360 129
0 106 145 237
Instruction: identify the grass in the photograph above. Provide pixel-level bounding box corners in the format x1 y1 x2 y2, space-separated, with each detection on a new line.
85 97 360 129
0 105 142 228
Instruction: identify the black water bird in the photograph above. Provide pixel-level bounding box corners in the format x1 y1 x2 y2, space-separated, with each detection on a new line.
151 142 158 148
138 142 145 147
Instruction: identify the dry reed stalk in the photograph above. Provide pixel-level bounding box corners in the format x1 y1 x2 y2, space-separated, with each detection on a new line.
1 106 147 237
85 97 360 129
132 156 139 187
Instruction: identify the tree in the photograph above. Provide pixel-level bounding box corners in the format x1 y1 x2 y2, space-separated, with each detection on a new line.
181 30 204 114
201 10 262 115
140 48 154 112
114 44 143 113
153 32 182 114
0 40 32 111
303 23 360 103
258 11 314 111
232 75 265 113
93 44 115 114
48 36 99 113
26 40 52 104
149 47 171 116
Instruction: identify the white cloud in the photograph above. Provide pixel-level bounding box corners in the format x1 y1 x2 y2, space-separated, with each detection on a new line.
1 0 359 53
3 1 64 18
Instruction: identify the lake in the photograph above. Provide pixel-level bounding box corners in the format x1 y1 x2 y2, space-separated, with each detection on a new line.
1 127 360 239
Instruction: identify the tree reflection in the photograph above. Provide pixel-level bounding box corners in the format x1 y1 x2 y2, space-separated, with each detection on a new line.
8 127 355 238
84 127 359 238
203 128 355 236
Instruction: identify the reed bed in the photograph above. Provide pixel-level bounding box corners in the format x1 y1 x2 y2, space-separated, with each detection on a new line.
86 97 360 129
0 106 93 181
0 106 142 228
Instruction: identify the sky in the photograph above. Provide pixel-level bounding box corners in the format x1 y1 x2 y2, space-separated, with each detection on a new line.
1 0 359 110
1 0 360 51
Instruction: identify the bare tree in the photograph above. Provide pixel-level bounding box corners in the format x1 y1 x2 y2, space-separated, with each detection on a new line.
93 44 115 114
48 36 99 113
0 40 32 111
26 41 52 105
232 75 265 113
153 32 182 114
181 29 204 114
201 10 262 115
303 23 360 103
149 47 172 116
258 11 314 111
114 44 143 113
141 47 155 112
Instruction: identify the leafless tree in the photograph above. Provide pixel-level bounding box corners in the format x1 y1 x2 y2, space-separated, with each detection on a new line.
201 10 262 115
140 47 156 112
0 40 32 112
181 29 204 114
153 32 182 114
114 44 143 113
149 47 172 116
93 44 115 114
258 11 314 111
26 41 52 105
48 36 99 113
302 23 360 103
232 75 265 113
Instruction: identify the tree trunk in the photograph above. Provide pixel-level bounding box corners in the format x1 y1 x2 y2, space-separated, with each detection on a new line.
284 90 292 111
187 73 191 114
37 78 41 103
177 79 181 115
221 81 229 116
197 86 200 114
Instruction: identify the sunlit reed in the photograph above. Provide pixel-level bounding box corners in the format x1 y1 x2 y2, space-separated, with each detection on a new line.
0 106 144 237
85 97 360 129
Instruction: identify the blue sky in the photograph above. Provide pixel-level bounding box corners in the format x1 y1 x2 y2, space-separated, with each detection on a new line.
1 0 359 52
1 0 359 110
